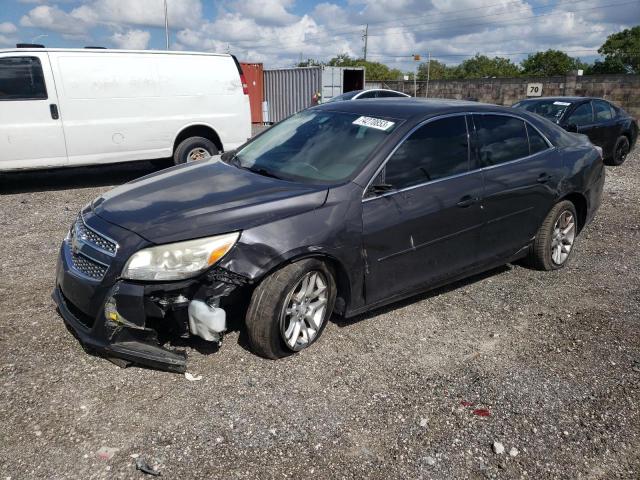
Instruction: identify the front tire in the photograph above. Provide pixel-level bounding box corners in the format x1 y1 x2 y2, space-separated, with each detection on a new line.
173 136 218 165
527 200 578 271
245 259 336 359
606 136 630 166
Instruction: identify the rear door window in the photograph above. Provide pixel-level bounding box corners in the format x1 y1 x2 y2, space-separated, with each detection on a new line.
357 91 377 99
0 56 47 100
593 100 613 122
566 103 593 126
474 115 529 166
384 115 469 189
526 123 550 155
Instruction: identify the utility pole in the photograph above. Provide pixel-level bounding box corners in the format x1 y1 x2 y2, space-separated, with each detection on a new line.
163 0 169 49
362 24 368 61
426 52 431 98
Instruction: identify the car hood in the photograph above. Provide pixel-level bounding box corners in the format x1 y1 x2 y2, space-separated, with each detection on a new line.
93 160 329 244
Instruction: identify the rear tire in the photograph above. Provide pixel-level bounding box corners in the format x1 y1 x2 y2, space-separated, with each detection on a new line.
245 259 336 359
606 135 630 166
173 136 218 165
527 200 578 271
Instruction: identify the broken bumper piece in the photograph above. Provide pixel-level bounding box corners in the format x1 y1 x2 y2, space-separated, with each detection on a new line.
53 239 247 373
53 284 189 373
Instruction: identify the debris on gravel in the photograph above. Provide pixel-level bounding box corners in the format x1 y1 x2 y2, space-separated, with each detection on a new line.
493 442 505 455
1 150 639 478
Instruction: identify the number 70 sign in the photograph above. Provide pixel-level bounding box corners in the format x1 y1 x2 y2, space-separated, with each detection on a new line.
527 83 543 97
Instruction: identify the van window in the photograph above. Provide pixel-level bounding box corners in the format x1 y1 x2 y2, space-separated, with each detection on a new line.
475 115 529 166
526 123 550 155
0 56 47 100
384 116 469 189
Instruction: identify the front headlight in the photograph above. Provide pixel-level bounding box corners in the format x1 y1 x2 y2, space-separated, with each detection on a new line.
121 232 240 281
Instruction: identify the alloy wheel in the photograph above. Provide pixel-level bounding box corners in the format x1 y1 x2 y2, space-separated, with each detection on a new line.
616 138 630 164
186 147 211 162
551 210 576 265
280 271 328 351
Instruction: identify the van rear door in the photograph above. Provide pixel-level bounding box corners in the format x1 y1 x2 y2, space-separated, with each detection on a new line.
0 51 68 170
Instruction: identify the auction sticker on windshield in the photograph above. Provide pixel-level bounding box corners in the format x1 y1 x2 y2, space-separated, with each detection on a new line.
352 116 395 131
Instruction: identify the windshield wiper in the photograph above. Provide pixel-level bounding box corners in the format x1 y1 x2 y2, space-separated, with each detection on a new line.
246 166 284 180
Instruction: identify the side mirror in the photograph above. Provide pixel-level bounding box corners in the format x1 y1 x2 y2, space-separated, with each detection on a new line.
367 183 394 196
565 123 578 133
220 149 237 161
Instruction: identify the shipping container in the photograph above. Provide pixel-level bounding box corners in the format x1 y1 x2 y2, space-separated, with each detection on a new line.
263 66 365 123
240 62 264 123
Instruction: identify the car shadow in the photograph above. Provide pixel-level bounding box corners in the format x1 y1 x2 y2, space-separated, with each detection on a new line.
0 159 172 194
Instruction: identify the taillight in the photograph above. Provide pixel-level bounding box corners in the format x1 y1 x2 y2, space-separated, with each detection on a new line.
240 73 249 95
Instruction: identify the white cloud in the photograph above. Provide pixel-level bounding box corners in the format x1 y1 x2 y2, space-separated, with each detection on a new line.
0 22 18 34
87 0 203 29
20 5 94 37
110 29 151 49
231 0 298 26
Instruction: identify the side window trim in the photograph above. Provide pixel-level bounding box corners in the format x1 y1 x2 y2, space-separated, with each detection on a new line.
567 101 594 126
472 113 555 172
0 55 49 101
363 112 472 201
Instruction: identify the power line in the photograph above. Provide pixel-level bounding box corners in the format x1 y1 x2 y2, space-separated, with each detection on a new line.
226 0 638 48
366 0 640 38
229 0 596 50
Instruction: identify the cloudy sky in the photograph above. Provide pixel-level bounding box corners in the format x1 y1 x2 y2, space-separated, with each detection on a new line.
1 0 638 70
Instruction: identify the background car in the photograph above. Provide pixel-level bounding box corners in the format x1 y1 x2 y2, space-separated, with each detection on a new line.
53 99 604 372
326 88 410 102
512 96 638 166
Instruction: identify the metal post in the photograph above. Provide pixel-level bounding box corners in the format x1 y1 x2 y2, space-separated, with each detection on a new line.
363 24 368 61
426 52 431 98
414 65 417 97
164 0 169 50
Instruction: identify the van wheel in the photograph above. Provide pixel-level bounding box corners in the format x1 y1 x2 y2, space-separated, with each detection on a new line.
245 259 336 359
173 136 218 165
527 200 577 271
606 136 630 166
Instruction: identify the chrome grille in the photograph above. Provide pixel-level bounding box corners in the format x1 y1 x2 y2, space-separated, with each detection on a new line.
74 218 117 256
70 252 108 280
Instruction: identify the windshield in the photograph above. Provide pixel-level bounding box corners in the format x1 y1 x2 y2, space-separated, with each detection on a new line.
231 110 399 184
513 100 572 123
325 91 360 103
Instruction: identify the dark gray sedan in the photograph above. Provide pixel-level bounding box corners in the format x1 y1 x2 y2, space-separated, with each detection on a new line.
53 99 604 372
513 96 638 166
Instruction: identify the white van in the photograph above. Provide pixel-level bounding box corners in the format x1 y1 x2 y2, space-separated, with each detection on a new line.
0 47 251 171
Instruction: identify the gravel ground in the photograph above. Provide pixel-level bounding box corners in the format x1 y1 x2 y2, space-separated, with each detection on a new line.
1 151 639 479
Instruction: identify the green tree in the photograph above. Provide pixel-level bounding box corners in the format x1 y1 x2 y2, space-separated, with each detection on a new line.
416 59 459 80
585 56 628 74
456 54 520 78
327 53 403 80
297 58 322 67
521 49 584 76
597 26 640 73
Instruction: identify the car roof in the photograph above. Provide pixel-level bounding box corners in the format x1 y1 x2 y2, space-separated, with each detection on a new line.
517 96 602 103
315 97 515 120
0 48 229 57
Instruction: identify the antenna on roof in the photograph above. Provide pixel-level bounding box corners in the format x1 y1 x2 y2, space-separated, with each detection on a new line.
16 43 44 48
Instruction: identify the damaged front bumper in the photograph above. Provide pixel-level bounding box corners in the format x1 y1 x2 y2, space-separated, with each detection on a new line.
53 234 249 373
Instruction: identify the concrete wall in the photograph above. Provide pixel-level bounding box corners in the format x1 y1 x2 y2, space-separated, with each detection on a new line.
367 74 640 118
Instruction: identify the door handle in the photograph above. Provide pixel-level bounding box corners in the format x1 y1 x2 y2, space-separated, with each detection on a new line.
50 104 59 120
456 195 478 208
537 173 552 183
